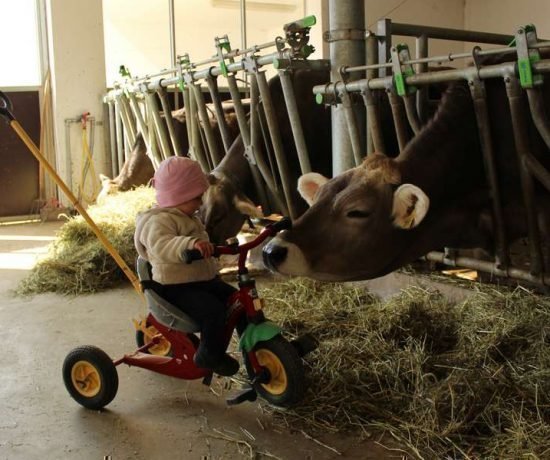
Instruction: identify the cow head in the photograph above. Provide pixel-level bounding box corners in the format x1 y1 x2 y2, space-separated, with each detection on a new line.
96 174 121 205
263 153 430 281
201 172 262 245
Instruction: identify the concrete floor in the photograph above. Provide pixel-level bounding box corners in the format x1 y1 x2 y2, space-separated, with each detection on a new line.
0 221 397 460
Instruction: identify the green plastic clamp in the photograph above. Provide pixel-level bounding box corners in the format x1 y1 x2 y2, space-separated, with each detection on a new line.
119 65 132 79
216 36 234 77
239 321 282 352
284 15 316 31
391 44 416 97
516 25 543 88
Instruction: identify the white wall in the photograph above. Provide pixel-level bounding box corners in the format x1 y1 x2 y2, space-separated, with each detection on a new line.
465 0 550 39
103 0 318 86
47 0 107 205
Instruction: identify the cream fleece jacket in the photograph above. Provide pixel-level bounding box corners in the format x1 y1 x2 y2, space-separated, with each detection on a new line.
134 207 218 284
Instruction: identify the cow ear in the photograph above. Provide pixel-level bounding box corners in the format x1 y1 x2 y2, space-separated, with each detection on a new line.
233 196 263 218
298 173 329 206
392 184 430 229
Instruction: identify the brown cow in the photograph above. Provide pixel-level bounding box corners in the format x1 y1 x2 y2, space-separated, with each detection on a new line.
263 81 550 281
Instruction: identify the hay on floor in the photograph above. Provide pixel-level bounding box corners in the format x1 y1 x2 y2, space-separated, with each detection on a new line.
17 187 156 295
260 278 550 459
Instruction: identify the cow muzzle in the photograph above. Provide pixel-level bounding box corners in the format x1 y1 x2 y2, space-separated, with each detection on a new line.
262 241 288 272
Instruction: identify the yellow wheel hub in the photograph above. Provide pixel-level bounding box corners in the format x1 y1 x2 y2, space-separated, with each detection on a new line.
71 361 101 397
144 325 171 356
256 349 287 395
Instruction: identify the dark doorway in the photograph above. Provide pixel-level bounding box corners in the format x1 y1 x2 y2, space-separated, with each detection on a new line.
0 91 40 217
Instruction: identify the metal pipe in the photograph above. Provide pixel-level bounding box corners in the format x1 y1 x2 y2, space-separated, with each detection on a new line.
168 0 178 109
127 91 150 148
390 22 514 44
387 90 409 152
190 83 223 166
249 74 287 214
108 101 117 176
505 76 544 275
226 73 251 146
361 87 385 153
64 121 73 192
365 32 378 154
339 87 363 165
425 252 549 286
188 89 209 172
402 93 421 134
469 78 509 269
117 94 137 147
279 70 312 173
157 85 182 156
524 150 550 193
182 87 193 155
147 102 161 169
114 99 124 173
525 87 550 150
205 74 233 153
415 34 429 124
314 60 550 95
145 92 172 161
256 70 297 218
329 0 366 175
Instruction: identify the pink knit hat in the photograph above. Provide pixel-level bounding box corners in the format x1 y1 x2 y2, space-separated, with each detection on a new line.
153 156 209 208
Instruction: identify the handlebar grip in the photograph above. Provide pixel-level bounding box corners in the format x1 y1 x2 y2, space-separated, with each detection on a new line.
0 91 15 123
270 216 292 233
182 249 204 264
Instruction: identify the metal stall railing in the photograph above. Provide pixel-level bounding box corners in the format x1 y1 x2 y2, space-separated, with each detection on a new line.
103 15 324 220
314 21 550 288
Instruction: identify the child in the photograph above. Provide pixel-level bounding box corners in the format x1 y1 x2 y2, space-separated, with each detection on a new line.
134 156 239 377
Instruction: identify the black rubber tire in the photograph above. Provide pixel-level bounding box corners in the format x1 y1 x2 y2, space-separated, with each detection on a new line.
62 345 118 410
244 335 306 407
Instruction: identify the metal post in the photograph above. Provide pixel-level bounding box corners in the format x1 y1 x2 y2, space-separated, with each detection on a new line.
329 0 365 175
188 89 209 172
279 70 312 174
114 99 124 173
108 101 117 176
205 74 233 153
117 94 137 147
387 89 409 152
365 31 378 154
505 76 544 276
376 18 392 78
256 71 298 218
157 86 182 156
127 91 150 147
190 83 223 166
226 74 251 146
416 34 429 123
145 92 172 161
469 78 509 269
168 0 178 109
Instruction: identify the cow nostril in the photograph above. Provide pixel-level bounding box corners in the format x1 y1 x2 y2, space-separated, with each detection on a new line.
262 243 288 271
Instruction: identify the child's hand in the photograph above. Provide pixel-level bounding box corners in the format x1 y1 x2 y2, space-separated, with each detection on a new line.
194 240 214 258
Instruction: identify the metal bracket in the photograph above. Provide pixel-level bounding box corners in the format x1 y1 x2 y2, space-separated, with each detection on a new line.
390 44 416 97
283 15 316 59
323 28 365 43
215 35 234 77
516 25 543 88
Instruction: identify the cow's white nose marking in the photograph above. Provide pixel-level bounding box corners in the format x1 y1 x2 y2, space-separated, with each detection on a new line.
268 237 310 276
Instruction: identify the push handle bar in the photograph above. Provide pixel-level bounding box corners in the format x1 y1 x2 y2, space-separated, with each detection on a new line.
0 91 15 123
182 217 292 264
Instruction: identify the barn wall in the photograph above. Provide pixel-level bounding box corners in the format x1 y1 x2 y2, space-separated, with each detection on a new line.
465 0 550 40
103 0 324 86
366 0 466 62
46 0 108 206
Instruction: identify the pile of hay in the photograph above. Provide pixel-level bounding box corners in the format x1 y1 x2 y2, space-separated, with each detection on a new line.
261 279 550 459
17 187 155 295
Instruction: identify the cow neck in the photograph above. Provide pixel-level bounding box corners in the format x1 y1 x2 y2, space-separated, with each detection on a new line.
212 135 250 189
395 83 478 199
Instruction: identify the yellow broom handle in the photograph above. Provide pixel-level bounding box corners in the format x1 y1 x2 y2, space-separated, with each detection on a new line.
10 119 144 299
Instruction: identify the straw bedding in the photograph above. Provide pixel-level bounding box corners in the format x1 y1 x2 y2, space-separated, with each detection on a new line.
260 278 550 459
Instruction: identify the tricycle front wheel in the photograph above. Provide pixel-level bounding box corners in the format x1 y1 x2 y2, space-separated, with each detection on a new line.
245 335 305 407
62 345 118 410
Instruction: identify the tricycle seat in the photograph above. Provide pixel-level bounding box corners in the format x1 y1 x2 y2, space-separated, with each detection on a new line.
136 256 200 333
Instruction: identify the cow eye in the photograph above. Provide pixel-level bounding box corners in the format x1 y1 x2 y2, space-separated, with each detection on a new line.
346 210 371 219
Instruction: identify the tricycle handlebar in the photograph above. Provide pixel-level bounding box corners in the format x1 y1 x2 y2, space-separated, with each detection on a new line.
182 217 291 265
